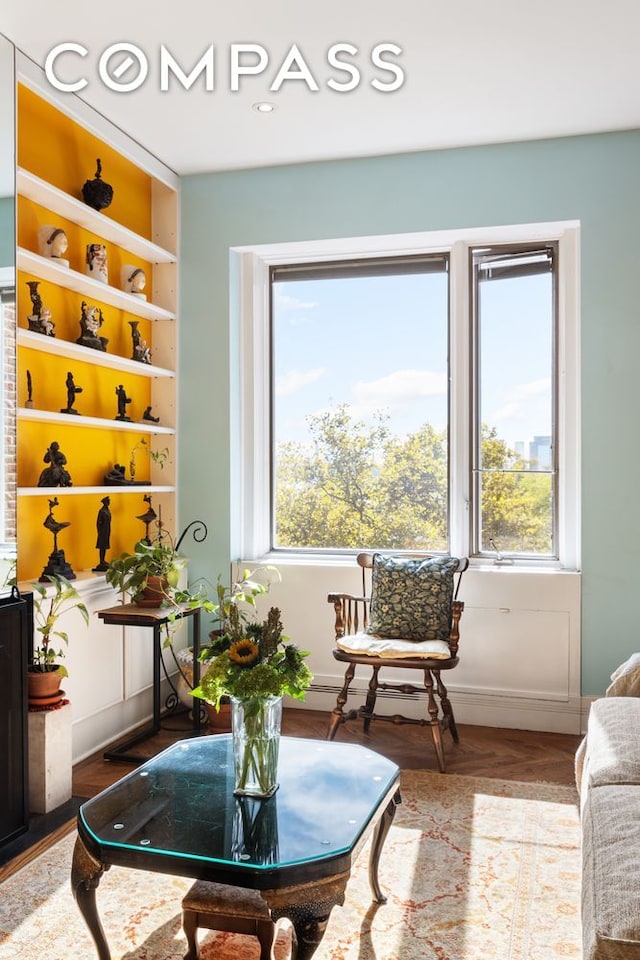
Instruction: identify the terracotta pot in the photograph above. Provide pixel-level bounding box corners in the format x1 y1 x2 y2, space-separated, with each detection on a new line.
134 575 168 608
28 666 65 708
205 697 232 732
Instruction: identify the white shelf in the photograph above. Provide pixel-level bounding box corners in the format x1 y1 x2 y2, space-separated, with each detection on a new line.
18 407 175 434
17 167 177 263
18 485 175 497
18 328 175 379
18 247 175 322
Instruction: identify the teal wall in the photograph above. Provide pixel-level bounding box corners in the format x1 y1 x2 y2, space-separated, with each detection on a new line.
180 130 640 697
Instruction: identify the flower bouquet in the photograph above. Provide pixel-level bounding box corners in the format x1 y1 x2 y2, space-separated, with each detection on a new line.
192 602 313 796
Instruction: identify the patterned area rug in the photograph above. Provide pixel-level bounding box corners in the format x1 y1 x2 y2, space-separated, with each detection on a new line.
0 771 581 960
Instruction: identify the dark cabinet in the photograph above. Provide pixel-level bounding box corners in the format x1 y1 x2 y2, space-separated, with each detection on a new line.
0 590 32 847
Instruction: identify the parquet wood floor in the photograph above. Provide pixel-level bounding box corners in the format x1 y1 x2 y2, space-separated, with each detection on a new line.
72 706 582 799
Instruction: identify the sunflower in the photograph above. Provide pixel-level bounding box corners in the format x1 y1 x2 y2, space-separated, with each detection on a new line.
228 638 260 668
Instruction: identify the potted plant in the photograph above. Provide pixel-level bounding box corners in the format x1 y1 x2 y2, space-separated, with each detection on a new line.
105 536 186 607
28 574 89 707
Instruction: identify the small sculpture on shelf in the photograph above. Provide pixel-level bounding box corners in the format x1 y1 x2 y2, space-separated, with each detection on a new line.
61 371 83 415
82 158 113 211
142 405 160 423
104 463 127 485
129 320 151 364
25 369 34 409
85 242 108 284
37 441 73 488
26 280 55 337
92 496 112 572
115 383 132 421
77 300 108 351
40 496 76 581
122 265 147 300
38 225 69 267
136 495 157 544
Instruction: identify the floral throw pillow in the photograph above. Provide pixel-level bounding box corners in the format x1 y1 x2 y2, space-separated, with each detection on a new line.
366 554 461 642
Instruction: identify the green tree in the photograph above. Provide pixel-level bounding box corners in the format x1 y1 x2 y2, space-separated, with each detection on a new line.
275 406 551 554
479 425 552 553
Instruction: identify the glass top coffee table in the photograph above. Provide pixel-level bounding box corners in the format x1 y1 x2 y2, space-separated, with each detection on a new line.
72 734 401 959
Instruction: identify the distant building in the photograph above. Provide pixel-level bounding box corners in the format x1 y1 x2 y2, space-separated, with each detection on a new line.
529 435 552 469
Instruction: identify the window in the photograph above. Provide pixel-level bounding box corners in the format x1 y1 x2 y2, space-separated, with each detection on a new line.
471 245 557 559
234 222 579 568
271 256 449 552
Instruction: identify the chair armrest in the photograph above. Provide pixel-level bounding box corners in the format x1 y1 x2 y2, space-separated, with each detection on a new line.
327 593 369 640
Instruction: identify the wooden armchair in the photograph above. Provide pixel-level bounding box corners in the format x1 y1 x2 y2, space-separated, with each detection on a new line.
326 552 468 772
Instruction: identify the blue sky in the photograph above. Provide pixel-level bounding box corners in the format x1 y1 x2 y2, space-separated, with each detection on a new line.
272 270 552 453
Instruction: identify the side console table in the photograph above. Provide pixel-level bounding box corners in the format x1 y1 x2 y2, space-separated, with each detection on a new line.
97 602 202 763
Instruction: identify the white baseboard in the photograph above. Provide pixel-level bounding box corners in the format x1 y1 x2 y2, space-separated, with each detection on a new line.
298 680 586 736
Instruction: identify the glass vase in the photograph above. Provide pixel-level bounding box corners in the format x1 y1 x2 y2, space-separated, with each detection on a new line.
231 695 283 798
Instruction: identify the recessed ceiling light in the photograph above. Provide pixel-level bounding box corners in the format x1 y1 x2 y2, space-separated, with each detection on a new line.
252 101 276 114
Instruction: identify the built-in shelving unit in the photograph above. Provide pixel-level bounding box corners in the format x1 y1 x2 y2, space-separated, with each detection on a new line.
17 77 180 580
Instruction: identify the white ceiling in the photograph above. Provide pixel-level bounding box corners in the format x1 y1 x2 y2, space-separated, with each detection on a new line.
3 0 640 176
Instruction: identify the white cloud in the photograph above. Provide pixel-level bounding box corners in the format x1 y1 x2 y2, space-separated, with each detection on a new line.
276 367 326 397
274 292 318 311
491 378 551 425
351 369 447 416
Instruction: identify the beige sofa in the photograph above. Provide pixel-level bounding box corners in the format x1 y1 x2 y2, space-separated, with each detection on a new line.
579 695 640 959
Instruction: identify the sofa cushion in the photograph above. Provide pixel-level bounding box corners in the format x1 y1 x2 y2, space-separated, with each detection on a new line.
607 653 640 698
583 697 640 790
581 783 640 959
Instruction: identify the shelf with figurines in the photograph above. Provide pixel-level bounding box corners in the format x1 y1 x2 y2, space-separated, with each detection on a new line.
17 247 174 322
19 281 175 378
17 407 175 434
17 370 174 433
17 165 177 264
18 435 175 498
17 328 175 380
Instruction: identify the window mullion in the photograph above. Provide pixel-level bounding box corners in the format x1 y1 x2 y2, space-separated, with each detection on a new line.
448 240 471 559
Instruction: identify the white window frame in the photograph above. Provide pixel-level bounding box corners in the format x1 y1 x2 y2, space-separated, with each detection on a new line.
231 220 580 570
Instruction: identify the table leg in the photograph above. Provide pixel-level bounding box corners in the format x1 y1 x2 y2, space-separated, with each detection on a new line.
70 833 111 960
368 788 401 903
265 872 349 960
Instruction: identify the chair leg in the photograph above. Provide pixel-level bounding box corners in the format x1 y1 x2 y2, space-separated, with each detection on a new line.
423 669 446 773
256 918 276 959
326 662 356 740
435 671 459 743
363 665 380 733
182 910 199 960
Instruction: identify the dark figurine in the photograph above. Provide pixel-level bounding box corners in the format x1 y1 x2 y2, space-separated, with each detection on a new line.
26 280 55 337
129 320 151 364
92 496 112 571
142 405 160 423
115 384 132 421
82 158 114 211
77 300 108 352
104 463 127 485
61 371 83 415
40 497 76 581
136 495 157 544
26 369 34 409
37 441 73 487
